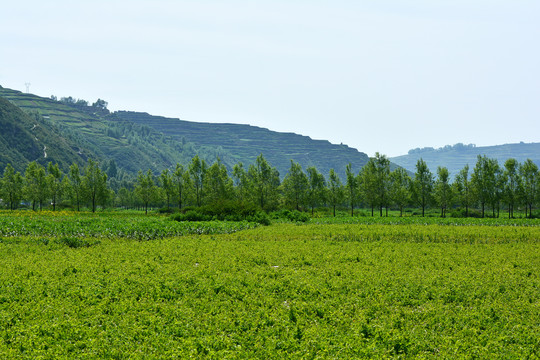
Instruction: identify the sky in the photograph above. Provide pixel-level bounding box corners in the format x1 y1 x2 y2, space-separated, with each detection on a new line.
1 0 539 157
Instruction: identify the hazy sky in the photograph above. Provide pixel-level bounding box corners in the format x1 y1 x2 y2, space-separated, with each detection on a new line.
1 1 539 157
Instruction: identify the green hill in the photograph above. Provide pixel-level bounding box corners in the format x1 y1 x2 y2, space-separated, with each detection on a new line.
0 96 86 173
113 111 370 178
0 86 213 176
391 143 540 177
0 85 371 178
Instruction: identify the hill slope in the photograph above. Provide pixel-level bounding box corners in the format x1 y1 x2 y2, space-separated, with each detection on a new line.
0 96 86 173
391 143 540 176
0 85 371 178
0 87 213 175
114 111 370 178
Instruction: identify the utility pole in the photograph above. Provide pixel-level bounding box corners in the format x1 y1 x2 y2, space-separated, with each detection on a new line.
25 82 31 93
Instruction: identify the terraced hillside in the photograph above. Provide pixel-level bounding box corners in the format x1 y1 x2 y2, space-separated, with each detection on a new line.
0 86 206 175
391 143 540 177
1 85 372 178
114 111 370 178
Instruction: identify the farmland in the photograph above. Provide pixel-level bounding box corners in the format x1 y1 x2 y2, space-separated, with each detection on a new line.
0 212 539 358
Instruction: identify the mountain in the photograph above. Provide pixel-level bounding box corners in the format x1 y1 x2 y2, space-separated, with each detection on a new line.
0 85 371 178
0 96 87 173
391 143 540 177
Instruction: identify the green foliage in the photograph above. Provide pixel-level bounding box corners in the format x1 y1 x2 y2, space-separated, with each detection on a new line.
272 209 310 223
1 86 373 180
0 215 538 358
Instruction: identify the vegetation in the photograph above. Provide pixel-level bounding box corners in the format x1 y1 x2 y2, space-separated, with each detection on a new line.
0 212 538 358
1 153 539 219
0 86 372 179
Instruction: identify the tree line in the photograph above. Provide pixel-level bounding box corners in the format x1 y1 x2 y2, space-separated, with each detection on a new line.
0 153 539 218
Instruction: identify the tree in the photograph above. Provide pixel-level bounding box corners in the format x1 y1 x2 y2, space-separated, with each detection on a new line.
47 162 63 211
389 167 411 217
502 159 520 218
434 166 452 217
172 163 188 210
189 155 207 207
519 159 539 218
454 164 472 217
281 160 309 211
204 158 233 204
360 159 378 216
159 169 175 209
412 158 433 217
135 169 157 215
232 162 249 202
471 155 498 218
68 163 83 211
327 169 344 217
374 153 391 216
82 159 109 213
248 154 280 210
306 166 326 215
1 164 23 210
345 163 359 216
92 98 108 110
24 161 49 211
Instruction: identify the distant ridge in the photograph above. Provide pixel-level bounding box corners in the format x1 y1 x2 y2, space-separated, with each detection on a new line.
391 143 540 177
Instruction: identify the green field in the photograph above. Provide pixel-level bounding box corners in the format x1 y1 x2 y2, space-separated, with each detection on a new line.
0 212 539 358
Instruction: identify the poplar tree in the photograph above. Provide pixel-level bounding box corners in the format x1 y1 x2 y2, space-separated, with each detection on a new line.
204 158 233 205
454 164 472 217
412 158 433 217
374 153 391 216
82 159 109 213
282 160 308 211
135 169 156 215
389 167 411 217
173 163 188 209
434 166 452 218
47 162 63 211
327 169 344 217
502 159 520 218
519 159 538 218
360 159 377 216
248 154 280 210
345 163 358 216
306 166 326 215
24 161 49 211
159 169 175 209
68 163 83 211
1 164 23 210
189 155 207 207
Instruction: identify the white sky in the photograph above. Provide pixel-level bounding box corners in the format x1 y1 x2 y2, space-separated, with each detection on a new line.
1 0 539 157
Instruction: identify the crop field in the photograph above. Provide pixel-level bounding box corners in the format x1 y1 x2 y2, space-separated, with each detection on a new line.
0 212 539 359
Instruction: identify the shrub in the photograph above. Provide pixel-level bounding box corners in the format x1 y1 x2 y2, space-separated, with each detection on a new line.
56 237 91 248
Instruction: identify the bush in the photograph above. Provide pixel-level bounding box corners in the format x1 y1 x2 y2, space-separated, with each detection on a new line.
171 210 212 222
56 237 91 248
272 209 310 223
249 211 271 226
